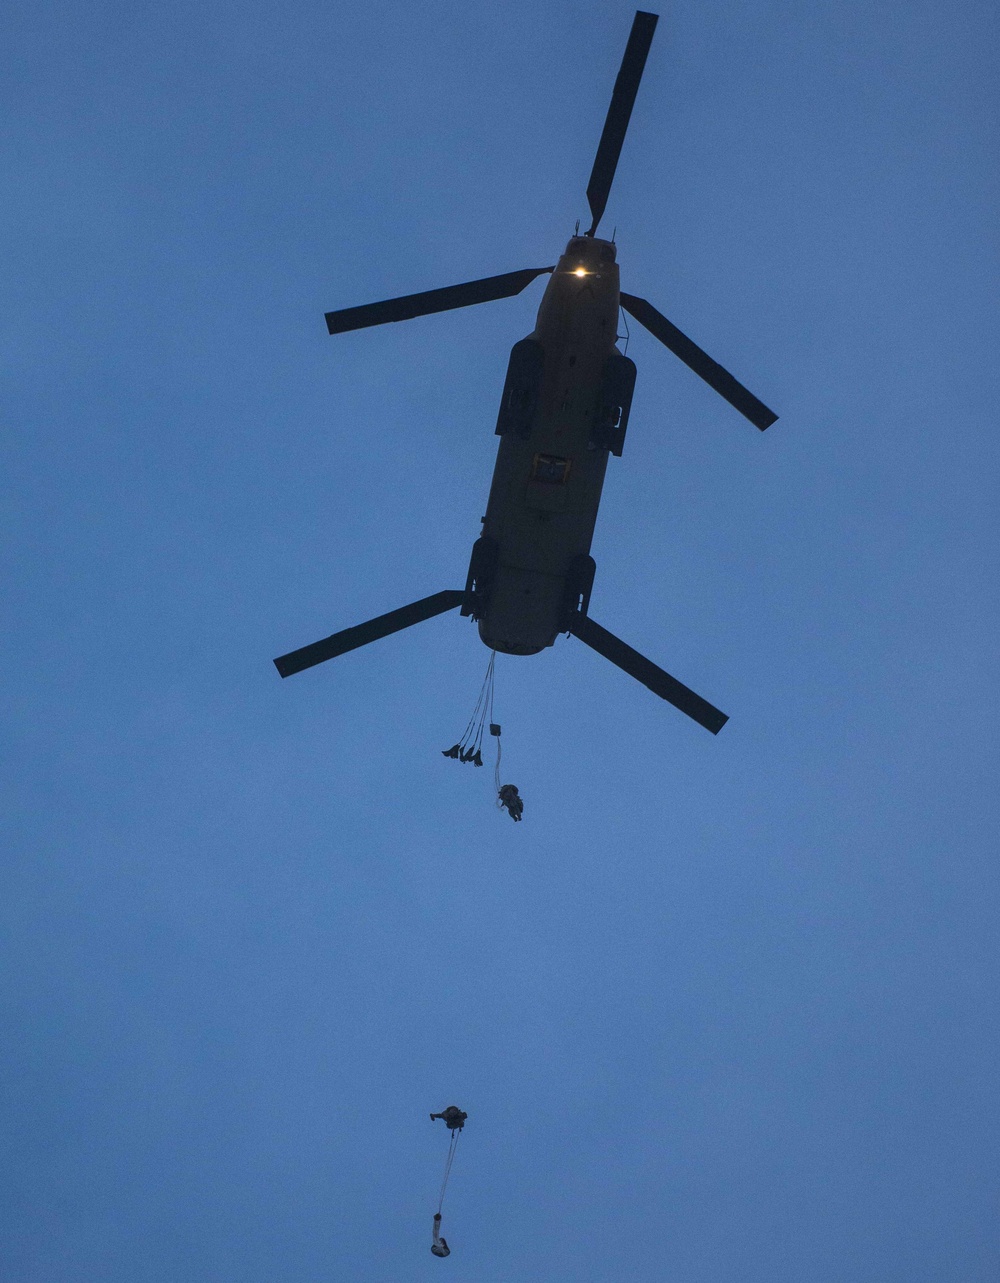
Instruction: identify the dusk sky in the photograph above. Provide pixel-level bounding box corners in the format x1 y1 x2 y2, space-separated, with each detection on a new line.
2 1 997 1280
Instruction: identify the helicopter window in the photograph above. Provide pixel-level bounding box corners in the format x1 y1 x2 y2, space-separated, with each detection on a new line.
532 454 571 484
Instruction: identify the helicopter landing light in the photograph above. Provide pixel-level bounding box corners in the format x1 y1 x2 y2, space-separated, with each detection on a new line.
573 268 589 276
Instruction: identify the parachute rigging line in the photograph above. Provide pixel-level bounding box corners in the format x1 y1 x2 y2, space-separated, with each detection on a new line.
436 1127 460 1216
493 717 502 797
441 651 496 767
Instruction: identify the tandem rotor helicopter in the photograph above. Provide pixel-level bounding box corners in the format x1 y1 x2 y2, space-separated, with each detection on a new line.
274 10 779 735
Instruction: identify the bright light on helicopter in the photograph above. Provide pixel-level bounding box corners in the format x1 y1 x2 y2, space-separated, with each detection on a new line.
573 268 588 277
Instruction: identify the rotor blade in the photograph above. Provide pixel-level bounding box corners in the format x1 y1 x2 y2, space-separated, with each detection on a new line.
586 10 659 237
568 612 728 733
620 293 778 431
325 268 554 336
274 590 464 678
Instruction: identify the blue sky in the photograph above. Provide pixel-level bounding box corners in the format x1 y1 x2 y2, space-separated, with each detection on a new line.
2 1 997 1279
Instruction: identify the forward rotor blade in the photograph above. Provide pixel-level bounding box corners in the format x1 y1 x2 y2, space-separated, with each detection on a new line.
586 10 659 237
568 612 728 733
274 590 464 678
325 268 553 336
620 293 778 431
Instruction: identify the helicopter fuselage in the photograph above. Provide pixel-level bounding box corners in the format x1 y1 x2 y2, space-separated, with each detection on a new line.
471 235 635 655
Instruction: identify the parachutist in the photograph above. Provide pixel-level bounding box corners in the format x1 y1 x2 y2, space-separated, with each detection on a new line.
498 783 523 821
429 1108 464 1259
430 1106 468 1132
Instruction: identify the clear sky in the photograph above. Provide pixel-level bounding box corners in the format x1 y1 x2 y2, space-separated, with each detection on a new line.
2 1 997 1279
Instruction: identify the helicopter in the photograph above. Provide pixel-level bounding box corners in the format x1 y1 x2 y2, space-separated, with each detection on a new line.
274 10 778 735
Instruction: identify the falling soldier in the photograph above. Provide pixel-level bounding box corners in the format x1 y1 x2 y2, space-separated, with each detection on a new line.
430 1106 468 1131
429 1106 466 1258
498 784 523 821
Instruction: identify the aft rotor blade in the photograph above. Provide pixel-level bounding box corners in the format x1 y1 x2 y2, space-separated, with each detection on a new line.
325 268 554 335
620 293 778 431
586 10 659 237
274 590 464 678
568 612 728 733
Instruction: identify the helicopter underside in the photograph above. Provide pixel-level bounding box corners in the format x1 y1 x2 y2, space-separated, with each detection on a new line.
477 567 561 655
475 237 623 654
